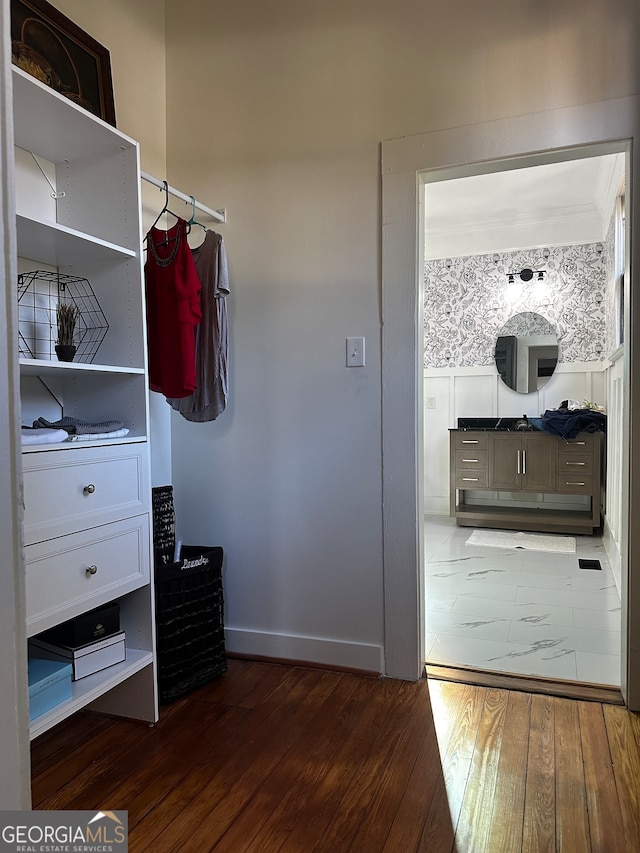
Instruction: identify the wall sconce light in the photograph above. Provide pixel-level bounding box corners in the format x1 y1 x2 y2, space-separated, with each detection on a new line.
506 267 546 283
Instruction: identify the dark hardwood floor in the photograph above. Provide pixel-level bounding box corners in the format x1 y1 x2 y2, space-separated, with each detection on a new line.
31 658 640 852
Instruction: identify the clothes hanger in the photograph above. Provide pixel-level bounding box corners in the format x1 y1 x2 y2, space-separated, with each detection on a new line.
146 181 187 248
186 195 209 251
187 194 207 233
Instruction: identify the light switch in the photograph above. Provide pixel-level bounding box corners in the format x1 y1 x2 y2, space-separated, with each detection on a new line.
346 336 365 367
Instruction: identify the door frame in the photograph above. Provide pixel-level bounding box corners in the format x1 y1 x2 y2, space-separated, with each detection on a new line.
381 97 640 708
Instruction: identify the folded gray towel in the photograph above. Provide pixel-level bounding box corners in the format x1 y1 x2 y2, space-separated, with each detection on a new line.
33 416 125 435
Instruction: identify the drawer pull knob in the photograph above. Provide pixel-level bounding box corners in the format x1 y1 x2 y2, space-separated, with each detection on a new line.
462 458 479 463
86 564 98 575
83 483 96 495
462 477 479 482
566 482 586 487
565 461 586 466
462 440 479 444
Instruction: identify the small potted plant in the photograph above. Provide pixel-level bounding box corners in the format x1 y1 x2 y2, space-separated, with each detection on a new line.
55 302 79 362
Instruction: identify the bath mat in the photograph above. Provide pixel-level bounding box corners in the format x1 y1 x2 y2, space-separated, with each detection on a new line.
465 529 576 553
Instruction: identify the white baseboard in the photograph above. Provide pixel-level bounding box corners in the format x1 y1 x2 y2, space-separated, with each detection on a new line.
224 627 384 674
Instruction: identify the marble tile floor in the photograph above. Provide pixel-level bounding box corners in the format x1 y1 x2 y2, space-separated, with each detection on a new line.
424 515 622 687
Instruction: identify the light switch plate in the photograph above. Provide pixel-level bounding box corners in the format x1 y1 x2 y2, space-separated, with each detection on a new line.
346 336 365 367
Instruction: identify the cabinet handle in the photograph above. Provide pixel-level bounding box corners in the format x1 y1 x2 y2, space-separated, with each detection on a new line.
566 440 586 445
85 564 98 575
83 483 96 495
462 477 479 482
566 482 586 487
517 450 521 475
462 458 479 463
565 461 586 466
461 440 479 444
522 450 526 475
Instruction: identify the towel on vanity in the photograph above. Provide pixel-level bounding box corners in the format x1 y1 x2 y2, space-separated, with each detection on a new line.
541 409 606 439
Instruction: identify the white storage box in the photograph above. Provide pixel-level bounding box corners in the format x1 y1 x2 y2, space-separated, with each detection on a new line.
29 631 126 680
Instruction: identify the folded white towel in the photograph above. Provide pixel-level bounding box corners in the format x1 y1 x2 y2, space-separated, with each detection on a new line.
21 428 68 446
67 428 130 442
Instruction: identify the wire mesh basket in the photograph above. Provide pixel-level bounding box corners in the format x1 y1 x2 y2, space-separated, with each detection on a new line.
18 270 109 363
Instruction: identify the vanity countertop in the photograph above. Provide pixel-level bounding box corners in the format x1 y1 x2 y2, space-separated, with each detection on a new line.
451 417 533 432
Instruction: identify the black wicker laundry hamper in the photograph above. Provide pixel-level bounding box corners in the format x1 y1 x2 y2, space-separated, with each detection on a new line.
152 487 227 704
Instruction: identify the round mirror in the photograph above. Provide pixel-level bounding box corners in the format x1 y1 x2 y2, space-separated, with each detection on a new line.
495 312 559 393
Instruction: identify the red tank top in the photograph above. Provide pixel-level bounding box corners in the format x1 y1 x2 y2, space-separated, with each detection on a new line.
145 218 202 398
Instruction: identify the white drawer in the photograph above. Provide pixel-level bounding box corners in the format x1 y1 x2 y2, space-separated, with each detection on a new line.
23 444 150 545
25 514 150 636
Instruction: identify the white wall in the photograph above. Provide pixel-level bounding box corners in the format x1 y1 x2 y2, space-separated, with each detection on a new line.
159 0 639 673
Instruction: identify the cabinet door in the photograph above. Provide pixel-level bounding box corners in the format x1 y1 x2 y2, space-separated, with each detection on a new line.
488 433 522 490
521 433 557 492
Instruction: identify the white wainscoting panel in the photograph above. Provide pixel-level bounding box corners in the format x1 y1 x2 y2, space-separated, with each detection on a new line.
454 372 496 418
423 375 452 516
604 353 624 595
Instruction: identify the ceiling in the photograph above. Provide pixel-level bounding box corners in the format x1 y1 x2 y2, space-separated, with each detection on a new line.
424 152 625 260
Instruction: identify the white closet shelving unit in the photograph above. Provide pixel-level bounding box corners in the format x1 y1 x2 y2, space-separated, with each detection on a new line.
12 65 158 740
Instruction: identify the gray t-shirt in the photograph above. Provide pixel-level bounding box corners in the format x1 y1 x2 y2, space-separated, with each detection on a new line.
166 230 229 421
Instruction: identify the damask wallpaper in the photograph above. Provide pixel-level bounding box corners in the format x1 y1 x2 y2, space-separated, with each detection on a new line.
423 243 607 369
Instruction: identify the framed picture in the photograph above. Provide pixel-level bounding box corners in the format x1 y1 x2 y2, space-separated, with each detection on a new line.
10 0 116 126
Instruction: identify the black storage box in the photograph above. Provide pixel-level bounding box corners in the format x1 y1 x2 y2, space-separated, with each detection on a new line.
38 602 120 647
154 545 226 704
151 485 177 568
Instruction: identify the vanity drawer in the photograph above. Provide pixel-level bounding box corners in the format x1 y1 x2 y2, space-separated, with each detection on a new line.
23 444 150 545
453 433 488 451
558 452 593 474
25 514 150 637
557 475 594 495
455 450 487 469
454 469 488 489
560 434 595 452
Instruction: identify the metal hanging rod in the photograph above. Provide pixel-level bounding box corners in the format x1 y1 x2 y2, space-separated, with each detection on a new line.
140 170 226 223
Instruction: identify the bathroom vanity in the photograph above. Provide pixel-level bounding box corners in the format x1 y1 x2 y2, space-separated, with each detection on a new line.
450 423 603 534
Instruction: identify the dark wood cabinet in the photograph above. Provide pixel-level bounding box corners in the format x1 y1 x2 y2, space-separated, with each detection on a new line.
488 432 556 492
450 429 602 534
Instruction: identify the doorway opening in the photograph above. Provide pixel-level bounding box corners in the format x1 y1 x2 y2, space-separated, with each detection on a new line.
421 148 627 691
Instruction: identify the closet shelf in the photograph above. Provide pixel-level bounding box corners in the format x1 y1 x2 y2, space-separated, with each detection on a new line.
12 66 136 162
29 648 153 740
19 359 145 377
17 214 136 269
22 436 149 454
